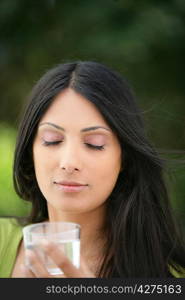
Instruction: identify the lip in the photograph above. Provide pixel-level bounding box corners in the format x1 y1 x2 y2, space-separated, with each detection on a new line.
54 181 88 193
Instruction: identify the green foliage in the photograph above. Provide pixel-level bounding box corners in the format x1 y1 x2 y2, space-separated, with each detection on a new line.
0 0 184 222
0 124 30 216
0 0 185 135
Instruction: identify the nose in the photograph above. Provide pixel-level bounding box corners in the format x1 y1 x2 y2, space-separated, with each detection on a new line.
61 166 79 174
59 144 82 174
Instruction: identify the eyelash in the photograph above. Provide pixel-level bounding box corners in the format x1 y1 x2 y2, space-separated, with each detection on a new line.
42 141 105 150
43 141 61 146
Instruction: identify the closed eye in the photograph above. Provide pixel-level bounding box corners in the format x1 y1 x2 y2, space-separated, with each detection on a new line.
42 141 104 150
85 143 105 150
42 140 62 146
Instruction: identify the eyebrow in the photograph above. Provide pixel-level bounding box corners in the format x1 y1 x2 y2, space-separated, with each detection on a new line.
39 122 111 132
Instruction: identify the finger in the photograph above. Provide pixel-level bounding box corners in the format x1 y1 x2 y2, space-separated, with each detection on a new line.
20 264 35 278
41 241 86 278
25 249 51 278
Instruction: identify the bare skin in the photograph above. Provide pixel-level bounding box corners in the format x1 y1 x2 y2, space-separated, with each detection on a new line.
11 239 97 277
11 88 121 278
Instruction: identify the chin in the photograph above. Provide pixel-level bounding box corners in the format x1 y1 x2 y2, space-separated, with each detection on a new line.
48 200 87 212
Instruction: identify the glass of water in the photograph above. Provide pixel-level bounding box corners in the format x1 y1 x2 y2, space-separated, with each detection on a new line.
23 221 81 275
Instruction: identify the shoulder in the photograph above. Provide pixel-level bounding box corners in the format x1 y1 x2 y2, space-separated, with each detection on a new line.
0 217 23 277
169 265 185 278
0 217 23 253
0 217 22 238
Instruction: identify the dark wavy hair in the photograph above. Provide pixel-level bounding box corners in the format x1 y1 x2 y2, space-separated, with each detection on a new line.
13 61 185 277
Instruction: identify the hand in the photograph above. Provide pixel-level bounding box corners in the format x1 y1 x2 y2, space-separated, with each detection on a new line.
21 241 96 278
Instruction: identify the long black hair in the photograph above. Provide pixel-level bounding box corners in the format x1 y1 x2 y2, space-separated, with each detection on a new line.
13 61 185 277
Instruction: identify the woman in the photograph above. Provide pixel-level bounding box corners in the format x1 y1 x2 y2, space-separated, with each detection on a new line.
0 61 185 277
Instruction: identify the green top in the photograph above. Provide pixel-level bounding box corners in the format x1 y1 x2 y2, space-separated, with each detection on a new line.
0 217 23 278
0 217 184 278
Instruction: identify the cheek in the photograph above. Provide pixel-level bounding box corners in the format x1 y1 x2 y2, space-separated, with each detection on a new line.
99 166 120 190
33 147 54 188
33 146 55 170
92 154 121 196
94 147 121 178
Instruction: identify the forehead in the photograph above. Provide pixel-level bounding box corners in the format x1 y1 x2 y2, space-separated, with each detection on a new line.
39 88 109 129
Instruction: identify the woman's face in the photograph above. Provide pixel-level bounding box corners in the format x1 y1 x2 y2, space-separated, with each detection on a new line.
33 88 122 215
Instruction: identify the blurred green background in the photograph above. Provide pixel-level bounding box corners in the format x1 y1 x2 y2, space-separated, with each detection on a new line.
0 0 184 226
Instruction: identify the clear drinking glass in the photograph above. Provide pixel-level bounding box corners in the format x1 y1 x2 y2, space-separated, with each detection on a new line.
23 221 81 275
